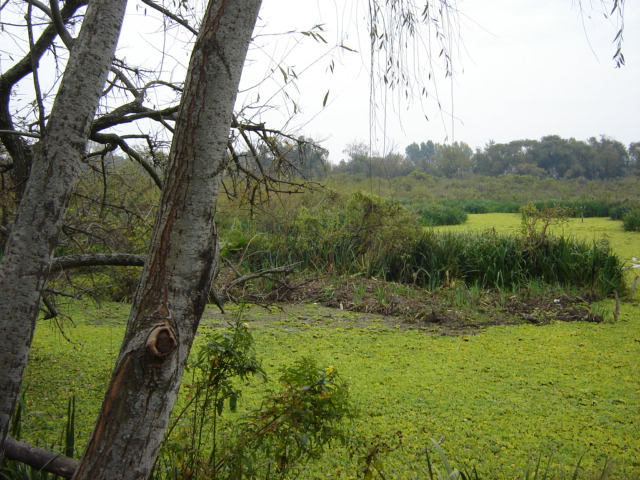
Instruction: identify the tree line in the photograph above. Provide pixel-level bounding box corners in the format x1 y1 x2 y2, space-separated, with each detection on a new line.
321 135 640 180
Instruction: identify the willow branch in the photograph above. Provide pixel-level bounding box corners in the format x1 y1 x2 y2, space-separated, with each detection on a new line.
139 0 198 36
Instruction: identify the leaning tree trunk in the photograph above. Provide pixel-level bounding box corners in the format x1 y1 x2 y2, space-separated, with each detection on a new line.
0 0 128 462
72 1 262 478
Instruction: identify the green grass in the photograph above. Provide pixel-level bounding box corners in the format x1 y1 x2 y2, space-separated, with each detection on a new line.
18 215 640 478
22 301 640 478
252 316 640 478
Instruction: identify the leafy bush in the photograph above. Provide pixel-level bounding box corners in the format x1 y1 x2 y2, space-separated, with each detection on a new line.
244 191 422 279
622 208 640 232
414 203 468 226
440 199 521 214
222 358 353 479
406 229 624 296
608 203 635 220
227 194 625 298
153 321 353 480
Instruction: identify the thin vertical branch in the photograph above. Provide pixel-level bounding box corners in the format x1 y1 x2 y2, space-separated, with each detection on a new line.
26 4 47 135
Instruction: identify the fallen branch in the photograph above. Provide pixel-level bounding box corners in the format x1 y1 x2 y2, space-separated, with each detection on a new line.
4 436 78 478
50 253 145 273
222 264 296 292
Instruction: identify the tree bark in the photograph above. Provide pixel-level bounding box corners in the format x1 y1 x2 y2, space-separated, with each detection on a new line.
72 1 262 478
0 0 128 462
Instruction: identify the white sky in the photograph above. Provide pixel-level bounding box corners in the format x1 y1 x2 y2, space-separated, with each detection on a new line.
244 0 640 163
3 1 638 164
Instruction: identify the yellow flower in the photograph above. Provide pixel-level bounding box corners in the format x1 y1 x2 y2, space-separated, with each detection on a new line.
325 365 335 376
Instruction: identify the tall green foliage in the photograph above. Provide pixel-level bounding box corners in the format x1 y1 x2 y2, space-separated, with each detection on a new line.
233 194 625 297
622 209 640 232
245 192 421 279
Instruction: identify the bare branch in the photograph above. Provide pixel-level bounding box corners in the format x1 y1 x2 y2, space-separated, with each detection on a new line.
49 0 75 49
4 436 78 479
23 0 52 17
26 3 47 135
91 102 179 133
109 65 142 99
0 129 41 139
90 131 163 189
41 294 58 319
50 253 146 273
0 0 87 188
219 264 296 295
139 0 198 36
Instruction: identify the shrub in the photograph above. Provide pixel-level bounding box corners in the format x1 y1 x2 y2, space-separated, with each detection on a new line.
222 358 353 479
608 204 634 220
244 191 423 279
440 199 521 214
153 321 353 480
414 203 467 226
622 208 640 232
228 194 625 298
406 228 624 296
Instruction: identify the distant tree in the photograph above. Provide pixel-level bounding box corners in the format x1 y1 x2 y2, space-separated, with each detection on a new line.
530 136 583 179
628 142 640 175
405 140 436 172
383 152 414 177
587 136 628 179
473 140 531 176
435 142 473 178
340 142 370 176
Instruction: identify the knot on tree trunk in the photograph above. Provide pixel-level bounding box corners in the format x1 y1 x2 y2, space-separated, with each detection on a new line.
146 323 177 357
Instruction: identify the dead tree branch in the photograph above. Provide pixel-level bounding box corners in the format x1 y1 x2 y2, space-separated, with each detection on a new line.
4 436 78 479
50 253 146 274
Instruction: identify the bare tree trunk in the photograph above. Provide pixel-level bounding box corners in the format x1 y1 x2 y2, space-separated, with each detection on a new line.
0 0 128 462
72 1 262 478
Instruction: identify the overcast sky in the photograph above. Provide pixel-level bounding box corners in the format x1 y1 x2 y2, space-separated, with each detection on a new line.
242 0 640 163
4 1 637 164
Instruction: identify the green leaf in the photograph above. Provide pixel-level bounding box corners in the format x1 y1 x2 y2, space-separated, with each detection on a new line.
339 44 357 52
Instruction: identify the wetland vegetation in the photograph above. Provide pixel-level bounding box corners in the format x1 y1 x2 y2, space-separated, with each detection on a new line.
7 169 640 479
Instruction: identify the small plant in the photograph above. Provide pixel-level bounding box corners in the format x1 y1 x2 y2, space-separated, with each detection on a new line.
221 358 354 479
375 286 388 306
153 321 354 480
350 431 404 479
519 203 571 249
425 438 480 480
156 316 266 479
353 282 366 306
